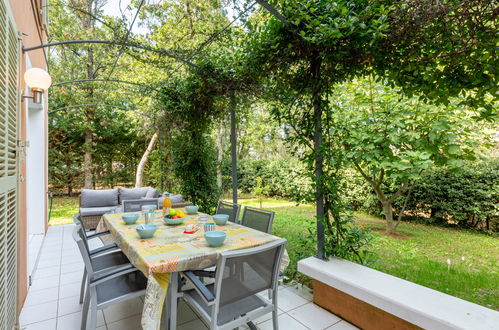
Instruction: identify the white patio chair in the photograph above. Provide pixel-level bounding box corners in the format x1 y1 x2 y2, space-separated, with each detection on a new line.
181 238 287 330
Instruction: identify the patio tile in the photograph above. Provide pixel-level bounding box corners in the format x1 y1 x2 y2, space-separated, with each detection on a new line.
39 245 62 253
57 295 83 317
61 262 84 274
60 270 83 285
258 313 309 330
275 287 310 312
107 314 142 330
177 319 208 330
59 282 82 299
30 274 60 292
253 307 284 324
284 284 313 301
102 297 143 324
37 259 62 269
24 287 59 307
19 300 58 326
178 299 199 325
38 253 62 263
57 310 105 329
288 302 342 330
33 265 61 279
326 320 359 329
20 318 57 330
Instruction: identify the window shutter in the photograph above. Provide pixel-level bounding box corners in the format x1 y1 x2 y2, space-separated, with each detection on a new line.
0 0 19 328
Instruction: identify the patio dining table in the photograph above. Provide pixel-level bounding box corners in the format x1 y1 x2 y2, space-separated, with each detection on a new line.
96 209 287 330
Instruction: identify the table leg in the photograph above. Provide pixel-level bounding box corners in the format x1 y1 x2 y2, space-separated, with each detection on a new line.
162 272 179 330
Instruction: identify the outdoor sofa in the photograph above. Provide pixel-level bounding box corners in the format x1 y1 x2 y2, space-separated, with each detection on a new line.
79 187 192 229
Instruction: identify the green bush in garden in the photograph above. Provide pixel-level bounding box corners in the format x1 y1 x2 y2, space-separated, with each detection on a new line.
222 158 314 202
408 159 499 231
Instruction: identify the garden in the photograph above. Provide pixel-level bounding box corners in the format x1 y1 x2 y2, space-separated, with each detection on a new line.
47 0 497 314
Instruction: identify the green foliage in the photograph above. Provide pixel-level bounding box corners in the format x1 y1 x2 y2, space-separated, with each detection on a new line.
341 168 381 214
252 177 270 208
170 130 220 213
223 158 313 201
407 159 499 231
156 72 226 213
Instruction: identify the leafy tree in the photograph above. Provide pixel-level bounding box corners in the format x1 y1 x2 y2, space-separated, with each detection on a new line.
329 77 491 231
48 0 155 192
243 0 496 247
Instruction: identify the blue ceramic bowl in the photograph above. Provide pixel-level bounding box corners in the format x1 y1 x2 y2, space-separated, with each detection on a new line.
163 216 185 225
136 224 157 239
185 205 199 215
122 213 139 225
204 230 227 247
212 214 229 225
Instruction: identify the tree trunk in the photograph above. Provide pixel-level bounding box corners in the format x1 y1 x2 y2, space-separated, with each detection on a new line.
216 123 224 189
83 128 93 189
382 201 395 232
135 133 158 188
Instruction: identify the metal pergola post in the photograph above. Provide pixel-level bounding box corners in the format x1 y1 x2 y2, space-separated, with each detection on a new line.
257 0 326 258
230 90 238 204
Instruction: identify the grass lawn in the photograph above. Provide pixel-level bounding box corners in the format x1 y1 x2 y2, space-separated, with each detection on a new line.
50 195 498 310
49 196 79 226
238 198 499 311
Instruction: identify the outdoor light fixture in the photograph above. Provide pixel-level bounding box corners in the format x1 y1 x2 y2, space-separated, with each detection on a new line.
23 68 52 104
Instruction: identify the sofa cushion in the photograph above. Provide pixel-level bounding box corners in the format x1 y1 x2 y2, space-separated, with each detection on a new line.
170 194 184 204
80 189 119 208
145 187 160 198
119 187 149 203
80 206 117 217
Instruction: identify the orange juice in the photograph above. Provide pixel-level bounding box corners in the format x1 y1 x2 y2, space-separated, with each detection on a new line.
163 194 172 215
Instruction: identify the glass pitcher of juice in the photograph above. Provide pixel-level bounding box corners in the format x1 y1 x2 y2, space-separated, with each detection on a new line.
163 192 172 215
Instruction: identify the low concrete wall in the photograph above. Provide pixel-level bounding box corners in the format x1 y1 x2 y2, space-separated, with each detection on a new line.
313 279 421 330
298 257 499 330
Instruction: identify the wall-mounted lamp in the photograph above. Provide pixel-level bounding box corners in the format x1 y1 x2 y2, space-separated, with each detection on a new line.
22 68 52 104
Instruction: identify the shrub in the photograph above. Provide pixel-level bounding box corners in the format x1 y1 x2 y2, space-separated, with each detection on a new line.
222 157 313 202
341 168 381 214
408 159 499 231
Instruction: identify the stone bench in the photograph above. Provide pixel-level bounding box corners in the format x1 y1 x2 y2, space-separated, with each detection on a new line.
298 257 499 330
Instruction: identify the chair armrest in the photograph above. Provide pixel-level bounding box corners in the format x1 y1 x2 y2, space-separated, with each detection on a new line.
89 243 119 257
89 263 137 286
192 270 216 278
181 271 215 304
86 230 111 239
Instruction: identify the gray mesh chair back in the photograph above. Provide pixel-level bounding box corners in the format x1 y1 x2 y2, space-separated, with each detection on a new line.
216 200 241 223
122 198 159 212
73 224 146 330
241 206 275 233
182 239 287 330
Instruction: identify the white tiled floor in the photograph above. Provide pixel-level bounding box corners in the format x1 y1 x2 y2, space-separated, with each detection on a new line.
20 224 358 330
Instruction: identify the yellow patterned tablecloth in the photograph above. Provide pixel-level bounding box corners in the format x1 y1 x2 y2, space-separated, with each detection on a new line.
97 210 287 330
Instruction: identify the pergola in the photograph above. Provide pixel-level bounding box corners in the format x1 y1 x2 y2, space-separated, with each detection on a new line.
24 0 326 259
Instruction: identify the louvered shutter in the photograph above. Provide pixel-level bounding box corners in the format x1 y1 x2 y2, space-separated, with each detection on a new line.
0 0 19 328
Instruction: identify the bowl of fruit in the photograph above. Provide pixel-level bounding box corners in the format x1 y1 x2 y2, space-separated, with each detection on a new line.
164 208 186 225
